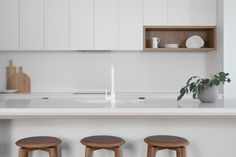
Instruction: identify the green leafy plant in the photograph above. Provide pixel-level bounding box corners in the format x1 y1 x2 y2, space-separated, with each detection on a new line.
177 72 231 101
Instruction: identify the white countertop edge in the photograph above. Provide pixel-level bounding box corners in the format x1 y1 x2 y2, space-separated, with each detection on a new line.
1 108 236 116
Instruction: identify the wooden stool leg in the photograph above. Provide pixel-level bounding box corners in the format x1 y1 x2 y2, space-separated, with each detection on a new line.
180 147 186 157
176 148 182 157
114 147 121 157
48 147 58 157
85 146 93 157
147 145 156 157
19 148 28 157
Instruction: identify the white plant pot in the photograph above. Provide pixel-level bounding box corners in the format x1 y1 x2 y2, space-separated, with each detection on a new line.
198 85 219 103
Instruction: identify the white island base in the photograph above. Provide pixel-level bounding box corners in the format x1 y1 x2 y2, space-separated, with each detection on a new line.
1 119 236 157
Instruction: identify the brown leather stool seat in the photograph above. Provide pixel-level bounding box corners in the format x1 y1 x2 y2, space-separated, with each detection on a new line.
144 135 189 157
16 136 61 157
81 135 125 157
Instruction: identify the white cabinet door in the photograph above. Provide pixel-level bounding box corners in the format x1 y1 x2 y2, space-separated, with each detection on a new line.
94 0 118 50
143 0 168 25
45 0 69 50
193 0 216 25
168 0 192 25
119 0 143 50
20 0 44 50
70 0 93 50
0 0 19 50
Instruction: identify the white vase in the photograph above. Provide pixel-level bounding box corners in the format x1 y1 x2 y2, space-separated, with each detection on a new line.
152 37 160 48
198 85 219 103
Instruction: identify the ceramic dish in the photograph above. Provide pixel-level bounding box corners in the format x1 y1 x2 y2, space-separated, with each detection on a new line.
164 44 179 48
186 35 204 48
0 89 17 94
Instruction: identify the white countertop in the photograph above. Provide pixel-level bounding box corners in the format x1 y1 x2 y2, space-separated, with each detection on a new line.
0 93 236 119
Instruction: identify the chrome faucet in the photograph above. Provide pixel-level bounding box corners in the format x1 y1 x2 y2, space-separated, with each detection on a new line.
105 65 116 104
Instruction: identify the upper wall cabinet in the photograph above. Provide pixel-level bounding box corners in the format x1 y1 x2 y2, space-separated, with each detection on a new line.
45 0 69 50
143 0 168 25
20 0 44 50
168 0 192 25
70 0 94 50
192 0 217 25
119 0 143 50
0 0 19 50
94 0 118 50
0 0 217 51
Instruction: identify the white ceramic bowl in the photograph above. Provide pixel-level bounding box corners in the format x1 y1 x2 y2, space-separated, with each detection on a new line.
164 44 179 48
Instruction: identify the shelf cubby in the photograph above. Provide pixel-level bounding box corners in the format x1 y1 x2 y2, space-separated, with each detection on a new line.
143 26 216 52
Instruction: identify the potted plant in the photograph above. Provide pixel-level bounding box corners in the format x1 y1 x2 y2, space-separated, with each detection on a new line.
177 72 231 103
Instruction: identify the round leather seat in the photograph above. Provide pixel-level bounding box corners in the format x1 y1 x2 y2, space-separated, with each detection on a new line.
81 135 125 148
144 135 189 148
16 136 61 149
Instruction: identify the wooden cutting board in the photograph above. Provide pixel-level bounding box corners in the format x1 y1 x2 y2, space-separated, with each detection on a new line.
6 60 17 90
12 67 31 93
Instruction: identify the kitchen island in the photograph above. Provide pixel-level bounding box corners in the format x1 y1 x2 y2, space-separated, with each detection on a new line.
0 93 236 119
0 93 236 157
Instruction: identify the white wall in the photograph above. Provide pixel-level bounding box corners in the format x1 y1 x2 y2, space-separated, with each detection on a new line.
206 0 224 92
0 0 224 94
0 51 207 93
207 0 223 75
224 0 236 98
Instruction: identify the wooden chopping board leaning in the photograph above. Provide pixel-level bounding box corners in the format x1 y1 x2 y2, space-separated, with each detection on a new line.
6 60 31 93
6 60 16 90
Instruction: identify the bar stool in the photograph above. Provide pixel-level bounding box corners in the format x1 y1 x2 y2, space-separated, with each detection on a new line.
81 135 126 157
16 136 61 157
144 135 189 157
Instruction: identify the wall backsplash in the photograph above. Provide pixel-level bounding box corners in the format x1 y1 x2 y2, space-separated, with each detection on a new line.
0 51 208 93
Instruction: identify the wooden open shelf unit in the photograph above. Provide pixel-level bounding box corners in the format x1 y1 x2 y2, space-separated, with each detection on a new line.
143 26 216 52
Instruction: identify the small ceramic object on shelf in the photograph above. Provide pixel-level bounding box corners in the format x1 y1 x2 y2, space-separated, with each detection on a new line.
164 44 179 48
152 37 160 48
0 89 17 94
186 35 204 48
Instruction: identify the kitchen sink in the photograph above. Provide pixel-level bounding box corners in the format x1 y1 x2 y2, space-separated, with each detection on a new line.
76 98 145 104
74 98 149 108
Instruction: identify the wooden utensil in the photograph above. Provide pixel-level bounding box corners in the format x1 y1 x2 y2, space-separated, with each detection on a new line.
17 67 31 93
6 60 17 90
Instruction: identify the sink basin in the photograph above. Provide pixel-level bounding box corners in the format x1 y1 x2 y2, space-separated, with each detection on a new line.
75 98 148 108
76 99 110 104
76 99 145 104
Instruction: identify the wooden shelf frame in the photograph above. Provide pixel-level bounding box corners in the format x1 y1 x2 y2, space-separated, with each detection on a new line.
143 26 217 52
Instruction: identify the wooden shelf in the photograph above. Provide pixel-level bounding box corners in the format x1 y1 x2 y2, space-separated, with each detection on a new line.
144 48 216 52
143 26 216 52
